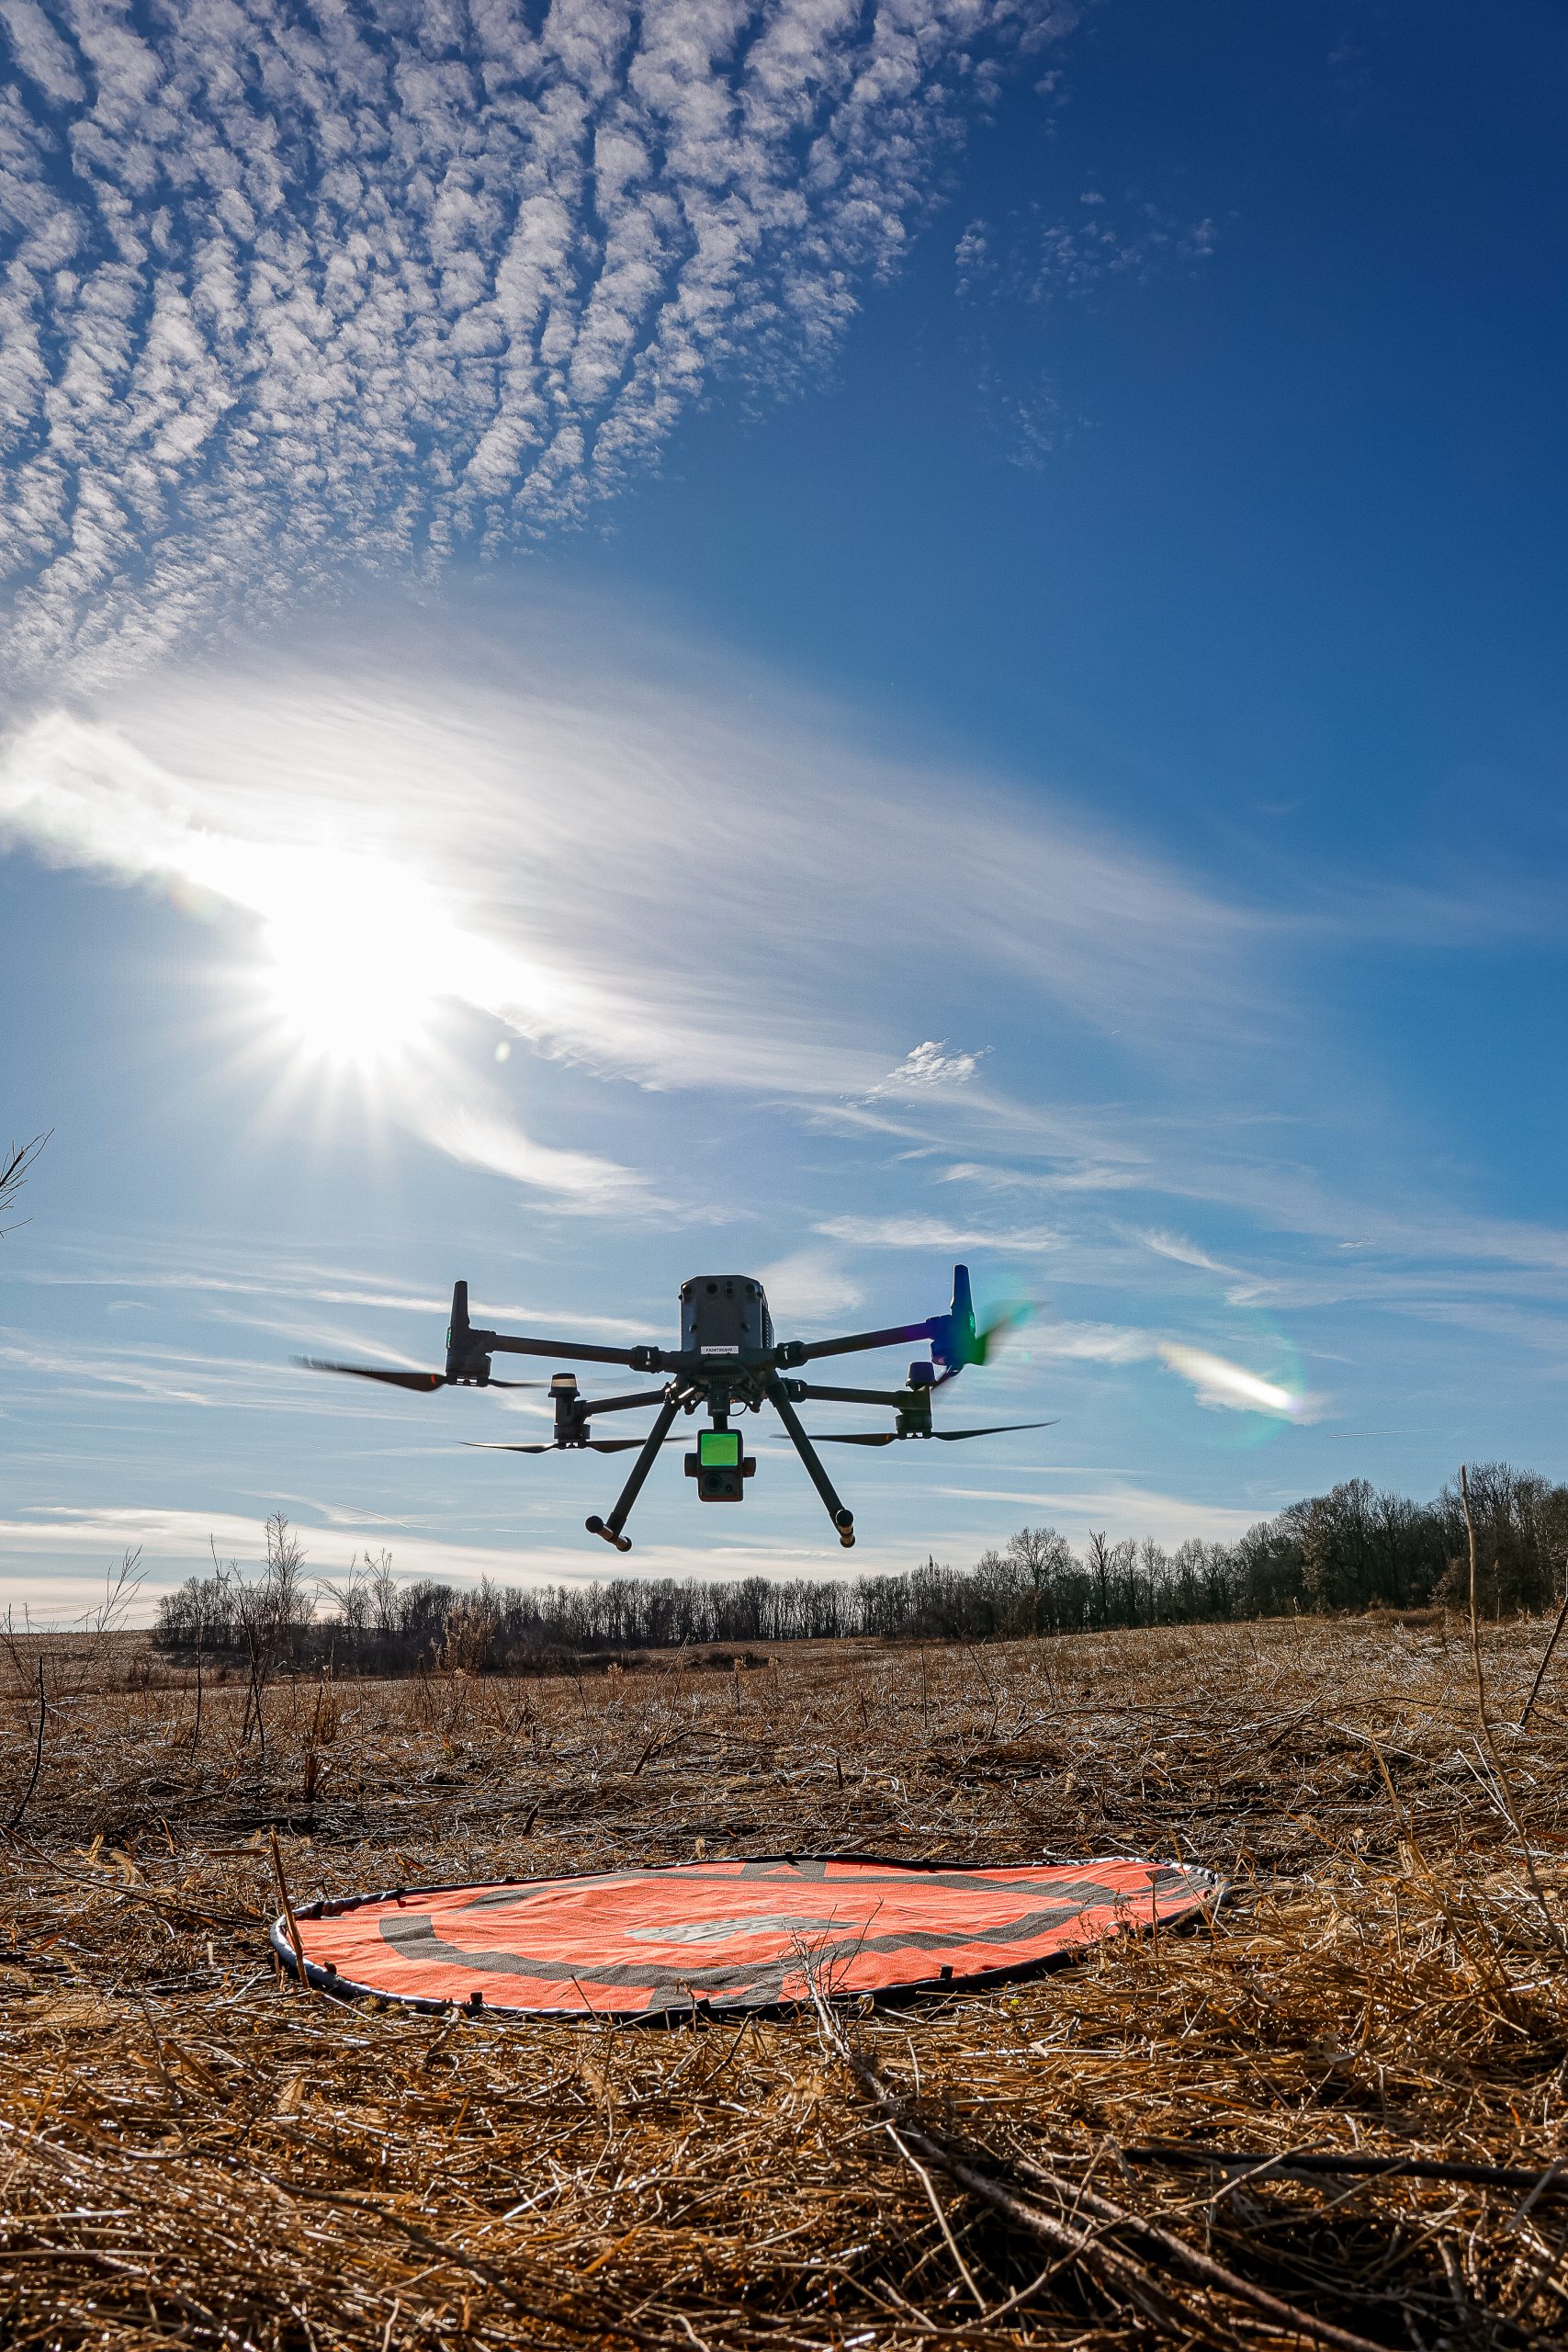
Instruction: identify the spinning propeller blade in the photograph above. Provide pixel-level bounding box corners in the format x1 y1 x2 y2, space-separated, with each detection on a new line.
807 1419 1056 1445
299 1358 545 1392
932 1417 1055 1440
588 1436 689 1453
969 1303 1034 1366
464 1440 558 1453
928 1267 1036 1381
464 1435 687 1455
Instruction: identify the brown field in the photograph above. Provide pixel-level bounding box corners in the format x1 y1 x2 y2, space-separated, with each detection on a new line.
3 1612 1567 2348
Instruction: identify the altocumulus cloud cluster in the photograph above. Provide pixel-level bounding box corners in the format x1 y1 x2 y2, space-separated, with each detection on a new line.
0 0 1071 679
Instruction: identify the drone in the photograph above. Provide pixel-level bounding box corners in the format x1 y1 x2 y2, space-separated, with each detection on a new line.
302 1263 1050 1553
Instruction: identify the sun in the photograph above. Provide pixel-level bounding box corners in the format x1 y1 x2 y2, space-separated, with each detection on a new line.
258 853 441 1068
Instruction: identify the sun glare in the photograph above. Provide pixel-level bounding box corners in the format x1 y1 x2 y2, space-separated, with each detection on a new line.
1158 1340 1303 1419
259 854 441 1067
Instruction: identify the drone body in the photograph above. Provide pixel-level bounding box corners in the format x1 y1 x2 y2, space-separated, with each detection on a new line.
304 1263 1049 1554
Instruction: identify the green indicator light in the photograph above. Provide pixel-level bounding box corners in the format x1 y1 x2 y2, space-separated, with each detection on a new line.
699 1429 741 1468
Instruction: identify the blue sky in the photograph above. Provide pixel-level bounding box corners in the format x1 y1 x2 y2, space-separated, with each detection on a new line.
3 0 1566 1616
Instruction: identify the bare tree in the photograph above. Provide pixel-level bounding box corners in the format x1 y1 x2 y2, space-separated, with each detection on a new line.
1086 1531 1113 1627
443 1581 501 1677
366 1548 400 1638
3 1614 49 1832
0 1131 50 1236
84 1546 145 1636
1003 1525 1071 1635
263 1511 313 1629
233 1515 314 1755
321 1556 373 1638
2 1545 141 1829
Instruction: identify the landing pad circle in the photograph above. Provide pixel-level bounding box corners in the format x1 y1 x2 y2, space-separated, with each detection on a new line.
272 1853 1220 2017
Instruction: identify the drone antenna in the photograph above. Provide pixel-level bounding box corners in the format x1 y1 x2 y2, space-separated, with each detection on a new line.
446 1280 473 1382
951 1262 975 1348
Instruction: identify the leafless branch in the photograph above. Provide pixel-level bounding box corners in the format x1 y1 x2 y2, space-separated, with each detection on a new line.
0 1129 50 1236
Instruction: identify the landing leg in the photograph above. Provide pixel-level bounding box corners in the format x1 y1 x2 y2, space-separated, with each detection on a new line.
766 1376 855 1547
586 1393 682 1552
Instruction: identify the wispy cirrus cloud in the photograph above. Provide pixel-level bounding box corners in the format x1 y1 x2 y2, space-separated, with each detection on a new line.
934 1483 1269 1544
6 602 1561 1302
1027 1319 1153 1363
813 1213 1060 1253
0 0 1077 683
16 1247 651 1336
754 1248 865 1329
1135 1226 1237 1276
0 600 1270 1200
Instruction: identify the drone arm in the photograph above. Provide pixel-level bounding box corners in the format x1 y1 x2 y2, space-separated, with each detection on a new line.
786 1379 919 1408
581 1385 676 1418
782 1266 981 1376
485 1331 662 1371
446 1281 663 1377
585 1391 682 1551
780 1319 932 1367
765 1376 855 1548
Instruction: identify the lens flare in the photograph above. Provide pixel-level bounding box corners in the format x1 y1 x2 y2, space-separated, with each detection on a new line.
1157 1341 1303 1419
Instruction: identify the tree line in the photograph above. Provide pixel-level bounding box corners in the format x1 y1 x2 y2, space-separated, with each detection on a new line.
150 1463 1568 1678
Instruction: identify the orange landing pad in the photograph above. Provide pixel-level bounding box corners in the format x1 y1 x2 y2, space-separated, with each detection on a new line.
272 1854 1221 2016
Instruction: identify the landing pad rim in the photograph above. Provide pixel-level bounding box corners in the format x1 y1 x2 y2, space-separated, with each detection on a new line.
268 1849 1226 2020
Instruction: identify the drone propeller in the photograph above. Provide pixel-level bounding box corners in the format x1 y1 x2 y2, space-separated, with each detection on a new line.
931 1300 1034 1385
920 1265 1039 1385
464 1436 687 1456
970 1302 1033 1365
807 1419 1057 1446
299 1358 546 1393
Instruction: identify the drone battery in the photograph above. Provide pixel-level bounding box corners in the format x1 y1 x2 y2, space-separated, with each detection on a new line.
678 1275 774 1358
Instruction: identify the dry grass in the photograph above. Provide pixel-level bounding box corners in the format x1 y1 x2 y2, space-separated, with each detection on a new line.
3 1611 1567 2347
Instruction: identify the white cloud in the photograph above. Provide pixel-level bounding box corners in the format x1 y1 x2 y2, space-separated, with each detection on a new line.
872 1039 985 1092
813 1215 1061 1253
0 1 83 105
0 602 1270 1193
17 1255 653 1340
940 1158 1151 1193
0 1 1077 682
754 1248 864 1329
0 1328 305 1413
1135 1226 1235 1275
1029 1320 1156 1364
957 194 1219 309
400 1081 650 1210
934 1484 1269 1544
5 609 1550 1295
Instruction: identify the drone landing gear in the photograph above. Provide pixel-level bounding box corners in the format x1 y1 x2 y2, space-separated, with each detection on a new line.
586 1392 682 1552
584 1380 858 1554
767 1376 856 1547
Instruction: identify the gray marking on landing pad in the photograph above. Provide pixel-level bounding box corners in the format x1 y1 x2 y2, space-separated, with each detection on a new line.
621 1914 831 1944
376 1881 1142 1991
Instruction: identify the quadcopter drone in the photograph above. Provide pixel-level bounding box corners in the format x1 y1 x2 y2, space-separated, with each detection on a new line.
302 1263 1049 1553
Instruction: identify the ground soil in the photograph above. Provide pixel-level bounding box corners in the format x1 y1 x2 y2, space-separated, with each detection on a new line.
2 1612 1566 2347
